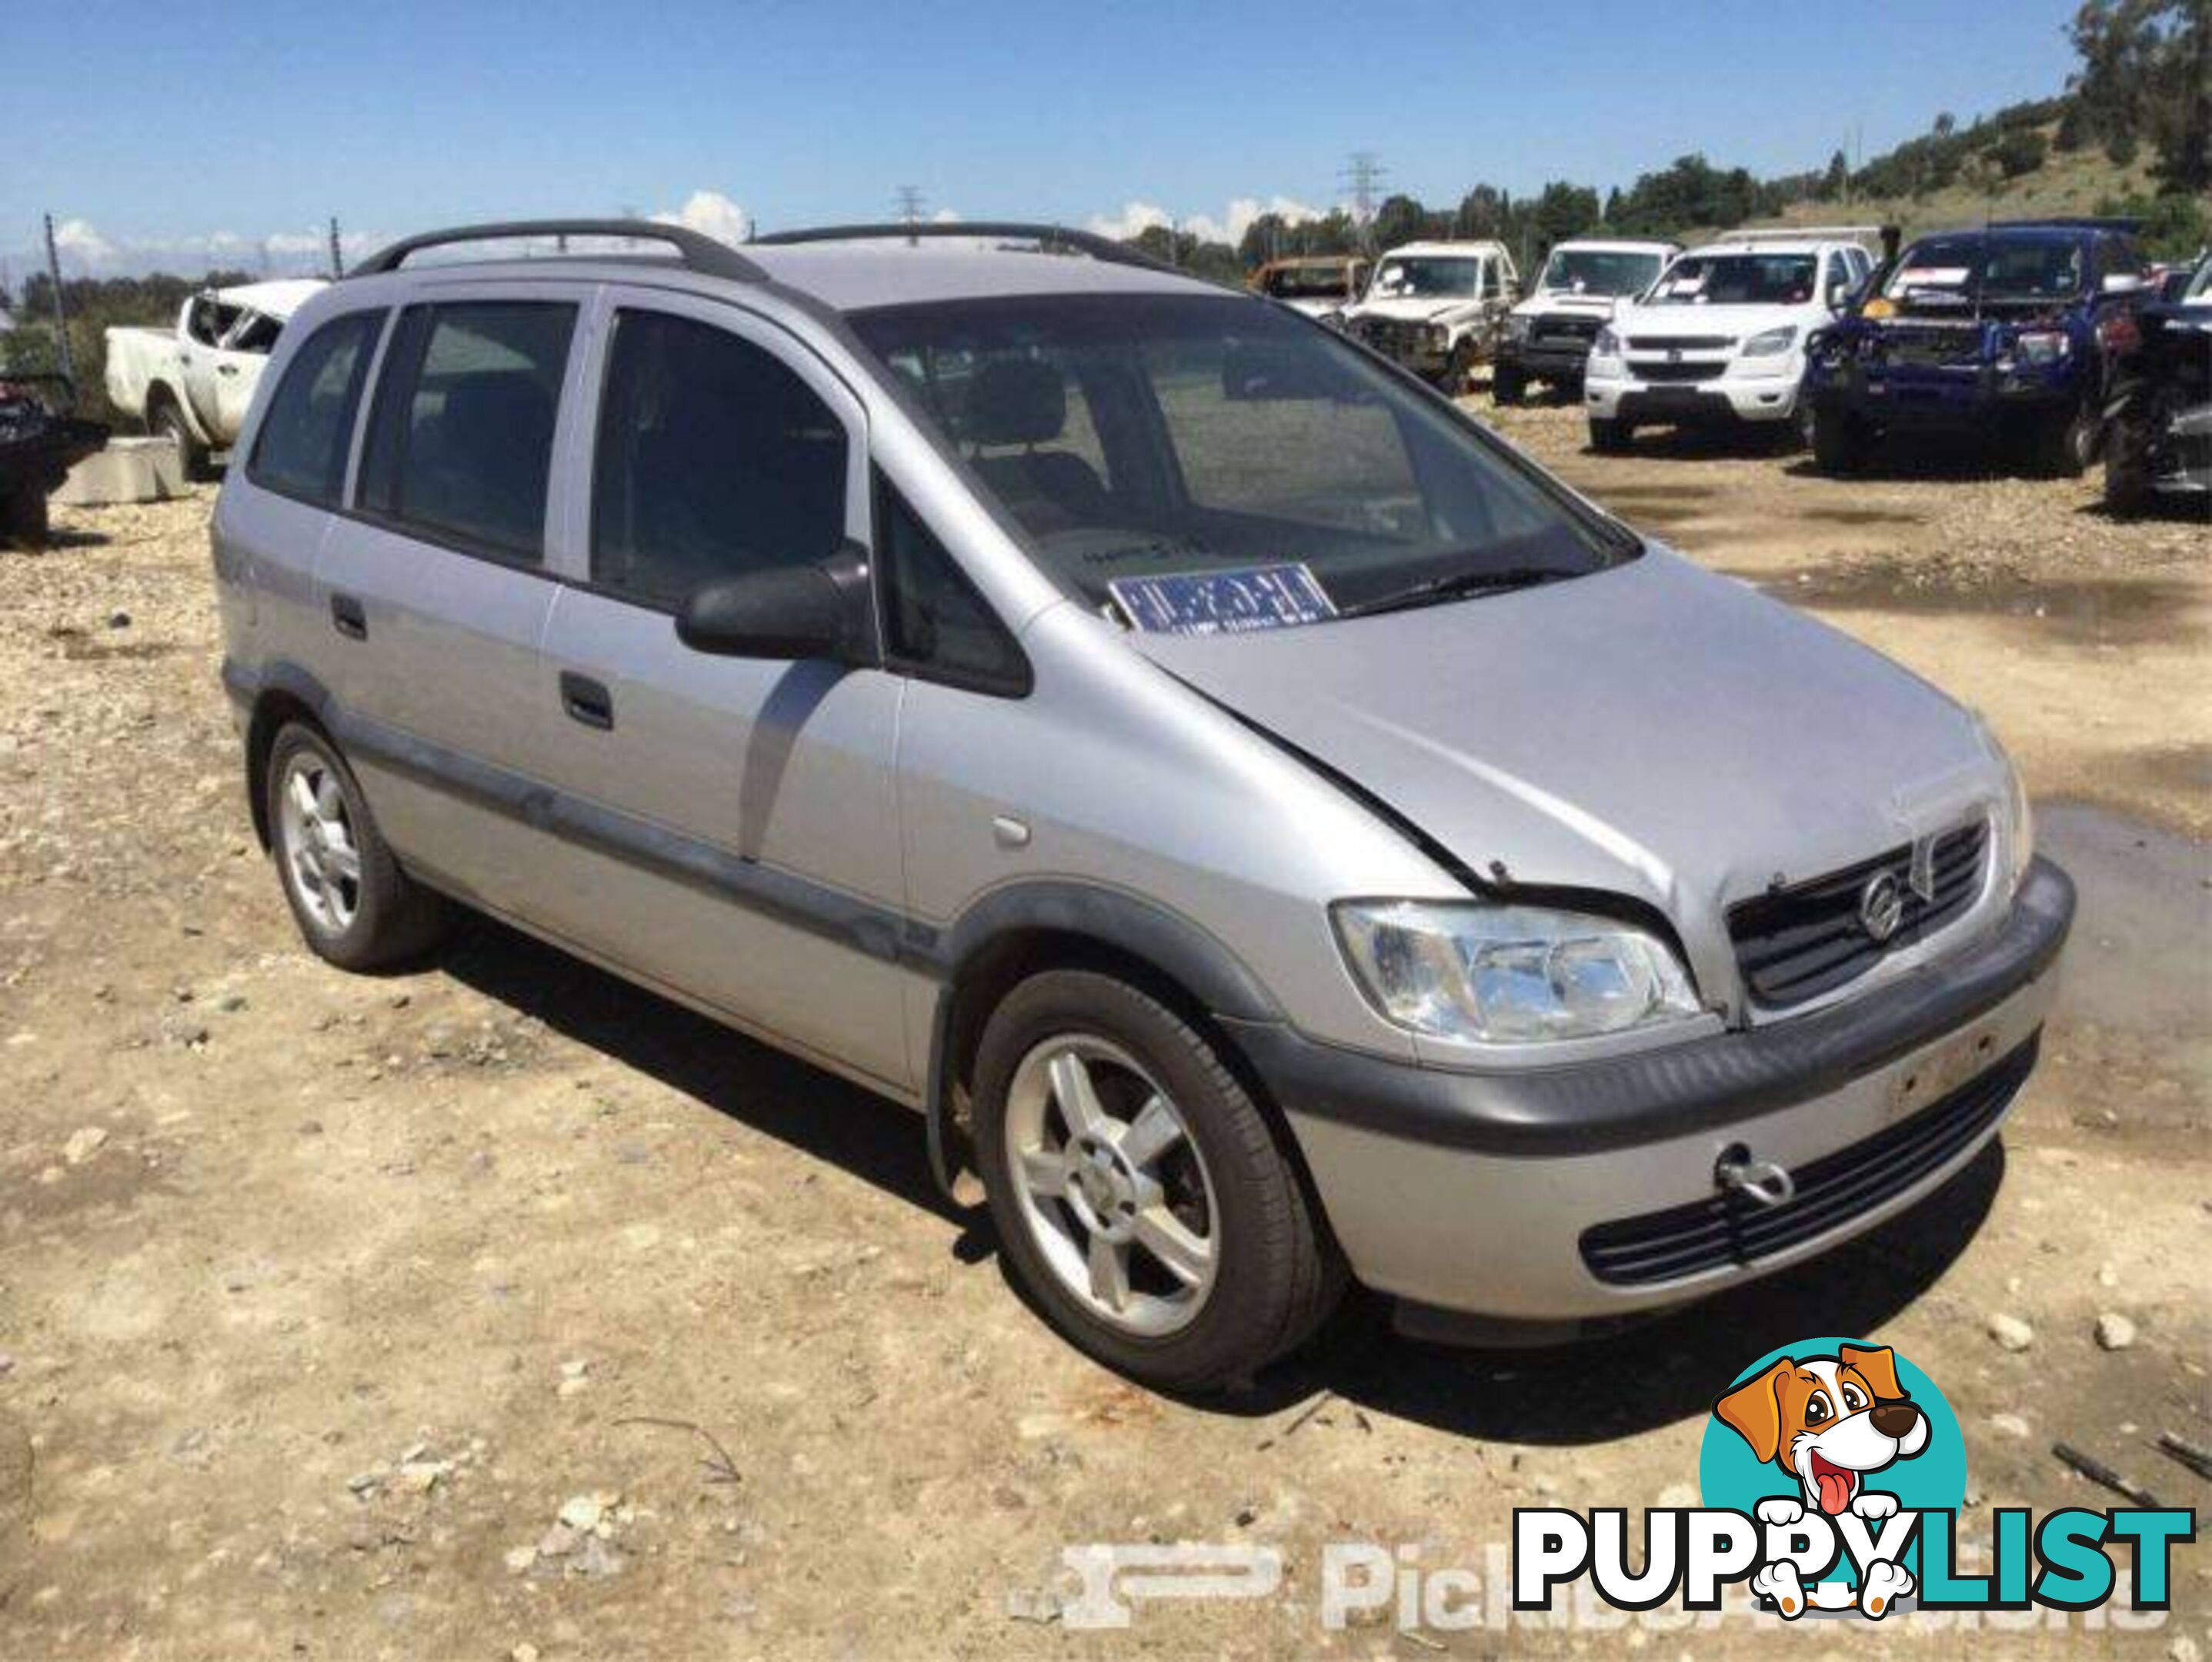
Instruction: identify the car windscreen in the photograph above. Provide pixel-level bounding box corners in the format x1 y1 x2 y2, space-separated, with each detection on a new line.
1263 265 1352 300
846 292 1630 623
1539 249 1665 297
1647 253 1817 305
1368 258 1481 299
1883 236 2088 305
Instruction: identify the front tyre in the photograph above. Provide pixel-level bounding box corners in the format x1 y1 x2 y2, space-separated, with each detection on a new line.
2034 402 2098 479
265 723 445 971
1492 364 1526 406
1588 416 1635 454
973 971 1343 1391
1446 337 1483 395
1810 403 1874 475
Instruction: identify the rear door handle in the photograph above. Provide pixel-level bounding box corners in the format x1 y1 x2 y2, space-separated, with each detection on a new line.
560 671 614 731
329 592 367 639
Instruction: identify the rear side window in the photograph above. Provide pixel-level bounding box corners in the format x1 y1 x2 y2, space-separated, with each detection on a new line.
590 309 850 609
876 476 1028 696
247 309 383 506
360 301 577 562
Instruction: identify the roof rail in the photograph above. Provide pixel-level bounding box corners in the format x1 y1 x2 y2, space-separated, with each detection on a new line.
1987 216 2144 234
754 221 1176 274
1707 224 1884 245
351 219 769 282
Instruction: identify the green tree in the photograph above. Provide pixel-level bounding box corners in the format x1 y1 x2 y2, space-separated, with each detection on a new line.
1369 193 1431 252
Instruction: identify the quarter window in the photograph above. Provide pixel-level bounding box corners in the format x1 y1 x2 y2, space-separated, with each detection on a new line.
876 476 1028 695
359 301 577 562
590 310 852 609
246 309 383 506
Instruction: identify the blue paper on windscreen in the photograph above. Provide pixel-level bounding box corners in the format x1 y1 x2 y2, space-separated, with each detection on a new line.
1108 564 1340 636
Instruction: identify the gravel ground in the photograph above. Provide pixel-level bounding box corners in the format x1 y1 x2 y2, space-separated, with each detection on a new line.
1 412 2206 1660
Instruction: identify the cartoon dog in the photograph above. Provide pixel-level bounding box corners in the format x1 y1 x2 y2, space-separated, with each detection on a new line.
1715 1344 1929 1619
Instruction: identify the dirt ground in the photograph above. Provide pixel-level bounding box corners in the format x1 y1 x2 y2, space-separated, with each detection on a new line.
1 405 2206 1661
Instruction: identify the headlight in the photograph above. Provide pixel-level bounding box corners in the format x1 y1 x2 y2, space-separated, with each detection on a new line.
1593 325 1623 357
1974 716 2035 895
2016 330 2070 365
1425 323 1450 349
1741 325 1798 357
1505 313 1533 342
1332 901 1701 1045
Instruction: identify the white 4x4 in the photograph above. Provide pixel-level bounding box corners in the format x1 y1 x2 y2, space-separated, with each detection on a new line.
1493 238 1680 405
1343 240 1519 388
1583 229 1877 451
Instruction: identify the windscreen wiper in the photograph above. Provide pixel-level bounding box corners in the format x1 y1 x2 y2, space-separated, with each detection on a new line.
1335 564 1581 620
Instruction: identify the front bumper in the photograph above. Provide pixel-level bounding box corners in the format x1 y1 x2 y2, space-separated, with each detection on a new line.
1586 363 1803 425
1810 359 2078 429
1497 338 1594 379
1235 857 2074 1321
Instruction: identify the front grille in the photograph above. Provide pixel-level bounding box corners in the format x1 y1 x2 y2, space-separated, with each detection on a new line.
1626 334 1734 352
1627 359 1728 383
1363 319 1435 355
1580 1035 2037 1287
1875 327 1985 368
1729 819 1989 1009
1534 315 1602 345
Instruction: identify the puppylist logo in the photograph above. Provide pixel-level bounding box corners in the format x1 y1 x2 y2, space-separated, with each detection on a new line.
1513 1336 2197 1624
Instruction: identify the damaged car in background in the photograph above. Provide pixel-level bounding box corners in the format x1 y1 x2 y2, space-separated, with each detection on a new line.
1805 219 2152 478
1342 239 1520 389
105 278 325 479
1250 255 1370 322
1493 236 1680 405
0 374 107 548
2101 251 2210 515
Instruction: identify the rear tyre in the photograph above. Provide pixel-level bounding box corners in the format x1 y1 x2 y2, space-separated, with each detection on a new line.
2102 413 2151 515
1492 365 1526 406
2033 403 2098 479
1810 404 1874 475
265 723 445 971
1588 416 1635 454
972 970 1343 1391
1446 338 1483 395
148 398 212 482
0 489 48 549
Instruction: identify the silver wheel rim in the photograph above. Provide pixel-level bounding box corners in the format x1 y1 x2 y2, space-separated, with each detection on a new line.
1003 1034 1219 1337
277 750 363 934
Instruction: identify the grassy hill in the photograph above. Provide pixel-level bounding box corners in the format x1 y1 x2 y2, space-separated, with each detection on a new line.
1769 123 2170 242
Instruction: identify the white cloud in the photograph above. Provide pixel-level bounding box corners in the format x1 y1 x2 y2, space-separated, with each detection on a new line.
652 189 749 247
930 207 961 224
1086 200 1173 242
1086 194 1327 247
50 218 115 267
21 218 379 277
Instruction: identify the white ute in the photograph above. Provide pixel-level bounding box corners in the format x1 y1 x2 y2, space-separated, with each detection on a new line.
1342 239 1519 389
105 279 325 477
1583 229 1876 451
1492 237 1680 405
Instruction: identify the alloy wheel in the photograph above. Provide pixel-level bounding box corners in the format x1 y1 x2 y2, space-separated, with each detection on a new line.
276 750 363 933
1002 1034 1220 1337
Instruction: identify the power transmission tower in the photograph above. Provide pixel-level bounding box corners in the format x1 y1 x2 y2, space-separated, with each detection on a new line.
1341 151 1386 242
895 185 926 245
42 214 75 385
329 215 345 279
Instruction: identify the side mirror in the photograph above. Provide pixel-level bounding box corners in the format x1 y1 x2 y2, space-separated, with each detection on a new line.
676 543 873 662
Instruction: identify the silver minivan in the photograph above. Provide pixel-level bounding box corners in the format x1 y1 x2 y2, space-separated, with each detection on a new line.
215 220 2074 1390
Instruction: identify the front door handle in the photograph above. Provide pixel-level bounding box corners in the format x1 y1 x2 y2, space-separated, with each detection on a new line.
560 671 614 731
329 592 367 639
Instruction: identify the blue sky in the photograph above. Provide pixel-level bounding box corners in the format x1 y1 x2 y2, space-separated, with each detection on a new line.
7 0 2081 279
